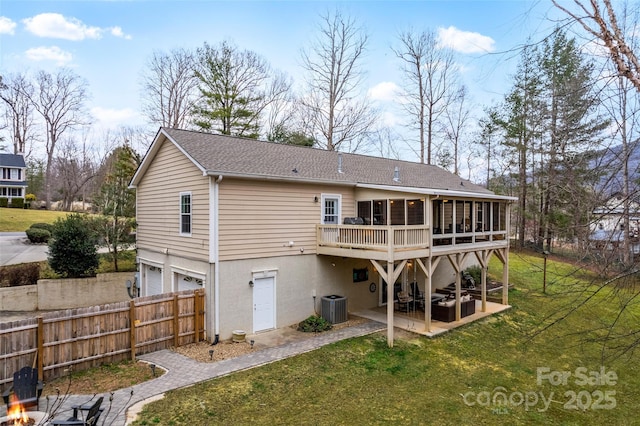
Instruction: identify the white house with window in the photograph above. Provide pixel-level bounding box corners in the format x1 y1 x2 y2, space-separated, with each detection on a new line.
590 193 640 253
0 153 28 203
130 128 515 346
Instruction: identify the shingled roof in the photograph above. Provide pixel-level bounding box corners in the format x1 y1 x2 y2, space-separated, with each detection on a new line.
0 153 26 168
133 128 497 197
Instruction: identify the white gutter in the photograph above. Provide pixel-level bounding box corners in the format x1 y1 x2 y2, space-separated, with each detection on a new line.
356 183 518 201
212 175 223 343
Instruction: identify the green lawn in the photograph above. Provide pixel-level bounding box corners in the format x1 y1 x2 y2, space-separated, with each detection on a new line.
0 207 70 232
132 251 640 425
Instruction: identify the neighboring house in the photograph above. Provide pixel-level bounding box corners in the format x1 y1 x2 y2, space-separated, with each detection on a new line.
0 153 28 203
590 194 640 253
130 128 516 346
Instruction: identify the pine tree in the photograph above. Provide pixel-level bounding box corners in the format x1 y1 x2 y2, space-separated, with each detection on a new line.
537 29 609 250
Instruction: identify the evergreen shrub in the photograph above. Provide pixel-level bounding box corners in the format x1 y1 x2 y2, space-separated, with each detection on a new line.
298 315 333 333
10 198 25 209
48 213 99 278
26 227 51 243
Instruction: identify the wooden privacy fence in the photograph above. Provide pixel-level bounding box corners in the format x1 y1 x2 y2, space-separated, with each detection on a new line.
0 289 205 392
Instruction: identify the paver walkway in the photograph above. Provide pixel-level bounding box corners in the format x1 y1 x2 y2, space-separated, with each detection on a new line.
12 320 384 425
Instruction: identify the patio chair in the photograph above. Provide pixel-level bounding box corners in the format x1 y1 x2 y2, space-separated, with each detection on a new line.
51 396 104 426
2 366 44 411
396 291 414 312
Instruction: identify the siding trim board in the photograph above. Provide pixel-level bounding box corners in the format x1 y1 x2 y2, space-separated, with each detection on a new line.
138 257 164 269
170 266 207 281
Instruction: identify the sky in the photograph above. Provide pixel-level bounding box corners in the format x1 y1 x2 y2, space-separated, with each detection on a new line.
0 0 564 157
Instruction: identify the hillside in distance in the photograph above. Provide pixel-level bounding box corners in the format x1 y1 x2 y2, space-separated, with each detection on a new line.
591 142 640 196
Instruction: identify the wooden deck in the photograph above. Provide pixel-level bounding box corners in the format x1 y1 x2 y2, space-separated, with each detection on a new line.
316 224 508 261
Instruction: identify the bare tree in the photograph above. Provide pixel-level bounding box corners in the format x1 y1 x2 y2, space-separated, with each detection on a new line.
590 3 640 267
0 72 37 156
265 72 303 142
441 85 472 175
53 137 96 211
553 0 640 92
393 29 458 164
475 106 502 187
110 125 154 157
299 9 377 151
367 125 402 159
140 47 199 129
27 69 91 208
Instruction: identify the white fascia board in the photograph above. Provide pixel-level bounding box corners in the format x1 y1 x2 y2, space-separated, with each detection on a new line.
130 128 207 188
355 183 518 201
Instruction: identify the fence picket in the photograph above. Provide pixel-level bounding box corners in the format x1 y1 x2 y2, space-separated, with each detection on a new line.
0 289 204 391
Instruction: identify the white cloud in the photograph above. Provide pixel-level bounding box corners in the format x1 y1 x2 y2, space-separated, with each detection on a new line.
23 13 103 40
0 16 17 35
25 46 73 65
91 106 142 129
437 26 495 54
109 26 132 40
381 110 400 127
369 81 399 102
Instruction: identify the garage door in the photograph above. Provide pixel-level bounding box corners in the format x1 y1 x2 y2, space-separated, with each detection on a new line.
145 265 163 296
176 273 203 291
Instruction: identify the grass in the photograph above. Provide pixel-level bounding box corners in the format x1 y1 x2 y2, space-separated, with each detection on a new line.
130 250 640 426
0 207 70 232
36 250 138 279
97 249 138 273
42 361 163 396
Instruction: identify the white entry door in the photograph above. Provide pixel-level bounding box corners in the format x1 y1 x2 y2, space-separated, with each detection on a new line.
253 276 275 332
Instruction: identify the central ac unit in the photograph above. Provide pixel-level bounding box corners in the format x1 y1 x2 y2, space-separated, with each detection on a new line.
321 295 348 324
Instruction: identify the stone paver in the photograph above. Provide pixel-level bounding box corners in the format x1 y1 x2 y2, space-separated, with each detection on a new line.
3 321 384 425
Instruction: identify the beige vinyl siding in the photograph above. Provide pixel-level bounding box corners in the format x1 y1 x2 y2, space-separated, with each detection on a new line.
136 140 209 260
218 178 354 261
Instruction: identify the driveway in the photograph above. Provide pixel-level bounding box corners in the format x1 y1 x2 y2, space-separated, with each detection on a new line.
0 232 50 266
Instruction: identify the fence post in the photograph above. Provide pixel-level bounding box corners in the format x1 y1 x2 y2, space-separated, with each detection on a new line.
193 291 199 342
37 317 44 381
173 294 180 348
194 289 203 342
199 289 204 342
129 300 136 361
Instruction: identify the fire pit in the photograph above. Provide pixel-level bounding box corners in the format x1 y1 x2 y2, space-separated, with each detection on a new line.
1 399 48 426
0 410 47 426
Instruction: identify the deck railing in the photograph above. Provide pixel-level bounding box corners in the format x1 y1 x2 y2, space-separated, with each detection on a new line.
317 224 508 253
317 225 429 251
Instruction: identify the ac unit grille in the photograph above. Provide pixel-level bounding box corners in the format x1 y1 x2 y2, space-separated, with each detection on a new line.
321 295 348 324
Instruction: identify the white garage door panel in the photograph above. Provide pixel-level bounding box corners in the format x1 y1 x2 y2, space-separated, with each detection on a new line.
177 273 203 291
146 265 163 296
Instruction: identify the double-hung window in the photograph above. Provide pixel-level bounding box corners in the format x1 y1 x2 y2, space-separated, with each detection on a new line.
180 192 192 235
321 194 341 225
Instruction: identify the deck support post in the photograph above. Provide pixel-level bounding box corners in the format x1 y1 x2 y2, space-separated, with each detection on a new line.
417 256 441 333
474 249 494 312
371 259 406 347
386 260 394 347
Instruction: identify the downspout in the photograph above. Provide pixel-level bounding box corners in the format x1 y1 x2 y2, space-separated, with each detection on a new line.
212 174 223 345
